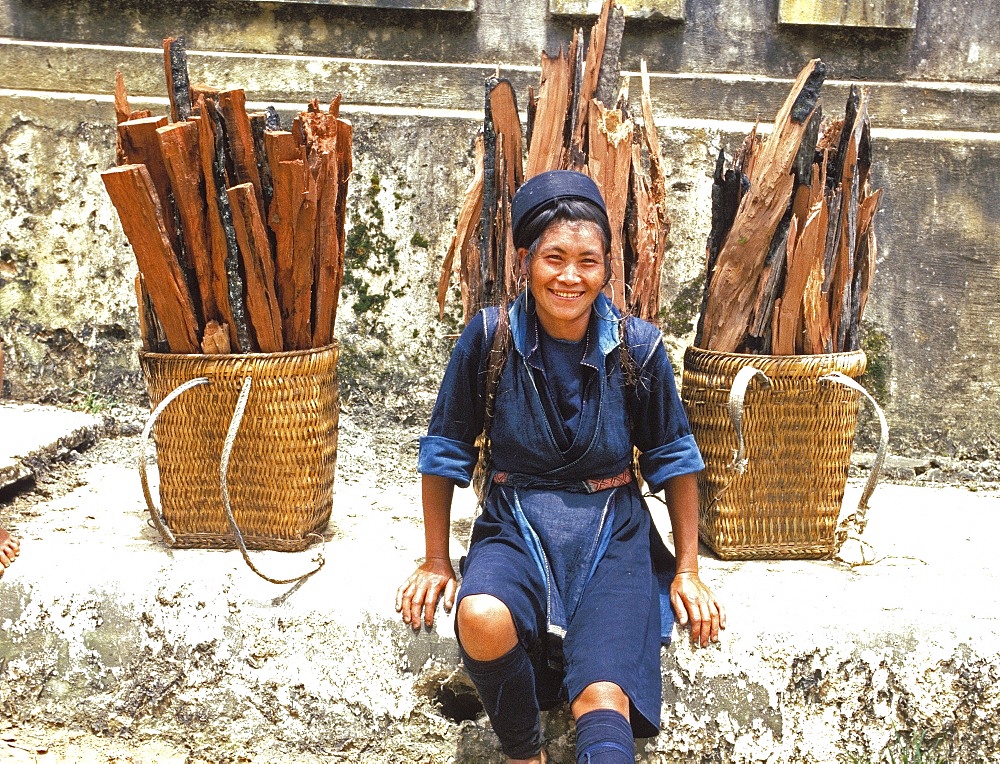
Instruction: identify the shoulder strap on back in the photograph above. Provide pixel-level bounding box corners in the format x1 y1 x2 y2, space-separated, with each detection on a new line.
472 304 512 505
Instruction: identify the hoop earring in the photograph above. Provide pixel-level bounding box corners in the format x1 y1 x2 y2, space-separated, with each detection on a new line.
596 279 617 321
525 279 536 315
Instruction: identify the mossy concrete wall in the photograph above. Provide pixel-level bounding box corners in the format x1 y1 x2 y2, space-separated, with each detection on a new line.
1 0 999 454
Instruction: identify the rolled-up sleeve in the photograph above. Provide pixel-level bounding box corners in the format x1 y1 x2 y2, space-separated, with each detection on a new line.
417 312 489 488
628 320 705 493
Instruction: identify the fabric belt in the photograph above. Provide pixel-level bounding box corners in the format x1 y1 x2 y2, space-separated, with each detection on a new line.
492 467 633 494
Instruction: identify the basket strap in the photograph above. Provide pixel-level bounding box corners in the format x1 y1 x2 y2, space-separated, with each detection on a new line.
220 378 325 586
139 376 211 547
821 372 890 540
138 375 326 586
726 365 772 474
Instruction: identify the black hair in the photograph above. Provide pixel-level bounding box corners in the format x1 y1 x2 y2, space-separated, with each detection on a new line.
515 198 613 286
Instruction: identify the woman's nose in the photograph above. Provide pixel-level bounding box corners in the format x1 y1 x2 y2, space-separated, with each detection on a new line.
558 263 580 282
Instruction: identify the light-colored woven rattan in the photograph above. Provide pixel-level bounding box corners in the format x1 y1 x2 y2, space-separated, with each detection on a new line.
682 346 867 560
140 344 339 551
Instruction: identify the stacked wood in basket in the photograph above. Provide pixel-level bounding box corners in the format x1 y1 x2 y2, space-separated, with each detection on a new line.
438 0 670 323
696 58 881 355
102 37 352 355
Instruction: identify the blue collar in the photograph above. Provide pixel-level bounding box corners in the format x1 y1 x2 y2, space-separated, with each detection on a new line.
508 292 621 370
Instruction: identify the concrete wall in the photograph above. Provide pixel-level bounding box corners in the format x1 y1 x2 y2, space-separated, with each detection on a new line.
1 0 999 454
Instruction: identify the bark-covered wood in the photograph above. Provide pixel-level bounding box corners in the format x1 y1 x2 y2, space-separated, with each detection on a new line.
594 4 625 108
193 109 239 350
218 89 266 220
205 99 251 352
163 36 193 123
697 67 881 356
699 59 826 352
227 183 283 353
102 164 199 354
134 273 168 353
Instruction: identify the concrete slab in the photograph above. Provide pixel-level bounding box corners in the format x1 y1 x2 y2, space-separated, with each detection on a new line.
0 403 103 490
0 431 998 762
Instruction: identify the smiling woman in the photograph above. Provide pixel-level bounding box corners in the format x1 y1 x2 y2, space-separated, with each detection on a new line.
397 170 724 764
521 220 608 342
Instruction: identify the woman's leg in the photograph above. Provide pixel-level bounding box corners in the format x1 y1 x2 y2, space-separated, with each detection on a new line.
571 683 634 763
457 594 544 763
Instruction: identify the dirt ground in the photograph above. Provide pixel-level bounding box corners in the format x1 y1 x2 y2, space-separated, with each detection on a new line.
0 398 432 764
2 398 1000 762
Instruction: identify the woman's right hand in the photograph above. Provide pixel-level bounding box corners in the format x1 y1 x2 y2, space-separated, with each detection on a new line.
395 557 457 631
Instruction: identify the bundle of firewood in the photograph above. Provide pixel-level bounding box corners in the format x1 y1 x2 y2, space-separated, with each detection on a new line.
438 0 669 324
102 37 352 355
695 59 881 356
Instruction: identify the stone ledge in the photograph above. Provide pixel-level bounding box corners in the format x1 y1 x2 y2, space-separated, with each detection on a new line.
1 38 999 133
0 441 997 762
0 403 102 490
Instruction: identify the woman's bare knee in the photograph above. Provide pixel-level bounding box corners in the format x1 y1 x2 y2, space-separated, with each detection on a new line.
457 594 518 661
571 681 629 718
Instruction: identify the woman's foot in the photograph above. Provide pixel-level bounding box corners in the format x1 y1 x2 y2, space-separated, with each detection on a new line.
0 527 20 578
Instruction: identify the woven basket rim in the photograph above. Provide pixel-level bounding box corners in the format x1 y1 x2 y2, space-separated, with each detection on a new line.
684 345 865 363
138 342 339 363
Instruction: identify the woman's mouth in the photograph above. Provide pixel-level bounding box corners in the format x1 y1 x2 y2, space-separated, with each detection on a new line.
551 289 582 299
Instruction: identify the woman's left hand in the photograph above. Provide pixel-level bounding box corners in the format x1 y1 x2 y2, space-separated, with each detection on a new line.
670 571 726 647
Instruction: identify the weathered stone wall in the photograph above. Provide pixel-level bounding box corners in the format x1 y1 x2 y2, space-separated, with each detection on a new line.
1 0 999 454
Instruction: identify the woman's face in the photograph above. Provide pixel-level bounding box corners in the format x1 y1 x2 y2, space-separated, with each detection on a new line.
520 219 608 342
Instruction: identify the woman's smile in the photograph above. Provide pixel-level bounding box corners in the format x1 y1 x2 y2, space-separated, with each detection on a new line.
521 219 608 342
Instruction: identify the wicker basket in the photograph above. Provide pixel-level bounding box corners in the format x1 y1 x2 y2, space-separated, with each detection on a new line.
681 346 876 560
138 344 338 556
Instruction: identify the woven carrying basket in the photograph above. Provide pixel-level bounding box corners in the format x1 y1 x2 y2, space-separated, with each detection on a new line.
682 346 879 560
139 344 338 555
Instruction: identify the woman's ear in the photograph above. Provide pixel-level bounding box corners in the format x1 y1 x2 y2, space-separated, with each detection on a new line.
517 247 530 275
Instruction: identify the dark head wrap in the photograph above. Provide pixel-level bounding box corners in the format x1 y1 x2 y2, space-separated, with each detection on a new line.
511 170 608 251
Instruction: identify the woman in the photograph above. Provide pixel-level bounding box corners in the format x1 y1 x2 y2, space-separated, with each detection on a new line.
396 170 725 763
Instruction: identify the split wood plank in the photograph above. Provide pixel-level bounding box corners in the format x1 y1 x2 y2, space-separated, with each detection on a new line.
747 218 790 347
332 118 353 337
774 204 823 355
201 320 231 355
205 99 251 352
489 79 524 197
440 134 485 322
117 116 181 252
227 183 284 353
312 152 341 349
569 0 613 170
157 121 218 329
134 273 168 353
594 3 625 109
588 100 632 310
218 89 267 219
526 49 572 179
699 59 826 352
102 165 199 353
565 27 584 169
270 159 317 351
114 71 131 164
